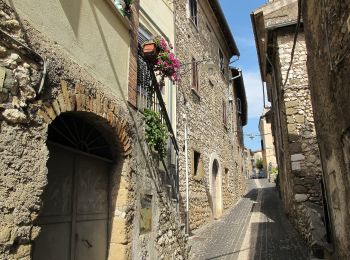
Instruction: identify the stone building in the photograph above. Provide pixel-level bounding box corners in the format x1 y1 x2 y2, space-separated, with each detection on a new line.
243 148 254 179
0 0 188 259
251 0 327 256
302 1 350 258
174 0 247 232
259 108 277 176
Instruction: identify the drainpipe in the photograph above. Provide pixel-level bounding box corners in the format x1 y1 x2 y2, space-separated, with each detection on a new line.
183 113 189 235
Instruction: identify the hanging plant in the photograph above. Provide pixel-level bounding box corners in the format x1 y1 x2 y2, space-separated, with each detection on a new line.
113 0 133 17
143 37 181 84
144 109 168 158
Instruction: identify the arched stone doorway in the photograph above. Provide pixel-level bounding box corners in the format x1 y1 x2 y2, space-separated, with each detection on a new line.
209 154 223 219
33 112 118 260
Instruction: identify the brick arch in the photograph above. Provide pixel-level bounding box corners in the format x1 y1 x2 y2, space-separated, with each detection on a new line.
37 80 132 156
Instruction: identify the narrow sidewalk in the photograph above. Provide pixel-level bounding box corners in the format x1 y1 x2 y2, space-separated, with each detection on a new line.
189 179 309 260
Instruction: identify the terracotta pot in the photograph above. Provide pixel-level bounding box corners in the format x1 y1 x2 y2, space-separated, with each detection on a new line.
143 42 158 63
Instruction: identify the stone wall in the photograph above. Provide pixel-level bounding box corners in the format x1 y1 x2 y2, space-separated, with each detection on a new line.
174 0 245 231
302 1 350 258
269 27 327 253
0 1 188 259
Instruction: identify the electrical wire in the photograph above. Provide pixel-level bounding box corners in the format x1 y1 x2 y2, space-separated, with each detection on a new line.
282 0 303 89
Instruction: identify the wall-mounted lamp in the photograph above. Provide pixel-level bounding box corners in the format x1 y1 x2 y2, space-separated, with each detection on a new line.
230 68 242 82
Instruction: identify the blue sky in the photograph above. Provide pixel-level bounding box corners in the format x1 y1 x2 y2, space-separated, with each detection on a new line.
219 0 269 151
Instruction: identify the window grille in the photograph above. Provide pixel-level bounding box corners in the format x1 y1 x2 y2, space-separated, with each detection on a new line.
189 0 198 26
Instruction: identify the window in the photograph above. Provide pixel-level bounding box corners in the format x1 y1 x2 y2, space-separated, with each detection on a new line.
193 151 200 176
137 29 153 110
219 49 225 75
192 150 203 179
222 99 227 126
191 57 199 92
237 98 242 114
189 0 198 26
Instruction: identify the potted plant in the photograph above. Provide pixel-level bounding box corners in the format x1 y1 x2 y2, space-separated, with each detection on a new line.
142 37 181 83
143 41 158 64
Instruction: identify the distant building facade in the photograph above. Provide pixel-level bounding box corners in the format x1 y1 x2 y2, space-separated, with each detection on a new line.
259 108 277 176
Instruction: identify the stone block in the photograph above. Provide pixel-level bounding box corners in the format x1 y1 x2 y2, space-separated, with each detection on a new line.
285 100 299 108
295 194 308 202
0 226 11 243
44 104 56 120
294 185 307 193
291 153 305 161
295 115 305 124
15 244 31 258
116 188 129 208
287 123 298 133
108 243 129 260
60 80 72 111
289 142 302 153
110 218 128 244
286 107 296 115
3 108 27 123
57 94 66 113
37 109 51 123
292 161 301 170
52 99 61 115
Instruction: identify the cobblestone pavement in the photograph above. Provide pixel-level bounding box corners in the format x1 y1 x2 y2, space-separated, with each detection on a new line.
189 179 309 260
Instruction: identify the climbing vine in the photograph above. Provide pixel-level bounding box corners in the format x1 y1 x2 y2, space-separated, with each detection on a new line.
144 109 168 158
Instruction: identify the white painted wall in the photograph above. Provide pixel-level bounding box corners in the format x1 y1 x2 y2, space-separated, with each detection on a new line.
6 0 130 97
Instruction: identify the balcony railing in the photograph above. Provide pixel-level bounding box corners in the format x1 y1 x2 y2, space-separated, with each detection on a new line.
137 46 179 202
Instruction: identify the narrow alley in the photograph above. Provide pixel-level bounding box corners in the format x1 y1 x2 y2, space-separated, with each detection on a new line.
0 0 349 259
190 179 308 260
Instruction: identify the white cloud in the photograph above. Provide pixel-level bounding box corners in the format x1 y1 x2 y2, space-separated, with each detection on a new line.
242 71 269 118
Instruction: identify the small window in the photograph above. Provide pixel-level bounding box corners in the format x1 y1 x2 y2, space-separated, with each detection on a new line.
237 98 242 114
222 99 227 126
189 0 198 26
192 150 203 179
193 151 200 176
191 57 199 92
137 29 153 110
219 49 225 75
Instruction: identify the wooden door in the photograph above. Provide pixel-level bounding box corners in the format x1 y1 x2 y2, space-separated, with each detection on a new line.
33 144 110 260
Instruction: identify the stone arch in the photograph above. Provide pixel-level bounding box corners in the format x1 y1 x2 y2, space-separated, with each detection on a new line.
34 80 133 259
209 152 223 219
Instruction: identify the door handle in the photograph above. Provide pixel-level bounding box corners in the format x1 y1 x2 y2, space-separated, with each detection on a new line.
82 239 93 248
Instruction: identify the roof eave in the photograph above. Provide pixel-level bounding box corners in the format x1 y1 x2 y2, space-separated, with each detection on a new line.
208 0 240 57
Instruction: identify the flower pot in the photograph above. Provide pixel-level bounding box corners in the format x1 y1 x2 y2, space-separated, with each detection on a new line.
143 42 158 64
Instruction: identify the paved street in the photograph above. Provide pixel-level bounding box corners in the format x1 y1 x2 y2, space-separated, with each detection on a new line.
189 179 309 260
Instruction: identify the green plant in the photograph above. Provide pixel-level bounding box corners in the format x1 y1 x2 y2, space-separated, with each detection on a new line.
269 167 278 175
256 158 264 170
144 109 168 158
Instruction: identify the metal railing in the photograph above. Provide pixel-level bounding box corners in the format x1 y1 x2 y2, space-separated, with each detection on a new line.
137 46 179 202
